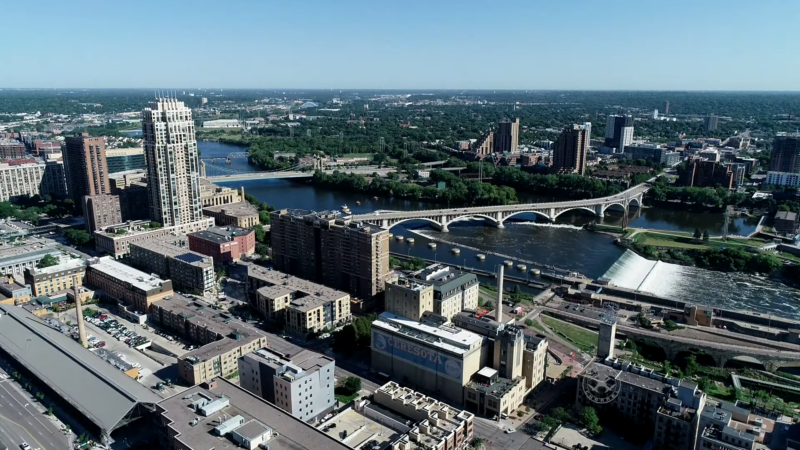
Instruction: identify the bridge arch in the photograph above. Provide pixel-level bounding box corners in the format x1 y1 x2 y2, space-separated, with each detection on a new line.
385 217 445 230
602 202 627 215
501 210 553 223
552 207 598 220
724 355 767 371
628 197 642 207
445 214 502 227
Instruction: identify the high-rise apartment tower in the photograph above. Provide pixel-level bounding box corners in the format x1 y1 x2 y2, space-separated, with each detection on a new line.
141 98 202 226
494 118 520 153
270 209 391 300
770 135 800 173
552 124 589 175
604 115 634 152
63 133 110 204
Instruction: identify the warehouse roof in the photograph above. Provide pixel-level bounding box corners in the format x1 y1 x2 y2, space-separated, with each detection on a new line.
157 378 351 450
0 304 161 435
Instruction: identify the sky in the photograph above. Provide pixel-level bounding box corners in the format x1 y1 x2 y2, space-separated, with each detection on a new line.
2 0 797 90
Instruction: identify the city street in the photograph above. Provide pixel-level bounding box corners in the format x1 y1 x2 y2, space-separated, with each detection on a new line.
0 377 69 450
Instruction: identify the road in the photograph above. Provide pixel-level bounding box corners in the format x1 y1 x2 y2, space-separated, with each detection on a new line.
0 377 69 450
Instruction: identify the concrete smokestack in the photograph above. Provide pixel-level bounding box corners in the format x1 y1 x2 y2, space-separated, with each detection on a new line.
240 186 245 201
496 265 504 323
73 276 88 348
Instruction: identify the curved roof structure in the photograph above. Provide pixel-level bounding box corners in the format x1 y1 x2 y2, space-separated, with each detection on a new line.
0 304 161 437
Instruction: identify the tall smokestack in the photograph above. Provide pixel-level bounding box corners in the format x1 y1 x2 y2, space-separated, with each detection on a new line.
497 265 504 323
240 186 245 201
73 276 88 348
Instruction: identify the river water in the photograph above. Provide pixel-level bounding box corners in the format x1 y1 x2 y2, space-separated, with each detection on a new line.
200 141 800 317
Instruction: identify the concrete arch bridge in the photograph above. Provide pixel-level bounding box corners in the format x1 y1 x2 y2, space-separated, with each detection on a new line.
351 184 649 231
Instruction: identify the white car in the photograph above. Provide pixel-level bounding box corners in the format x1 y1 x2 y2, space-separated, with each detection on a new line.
504 428 516 434
20 442 31 450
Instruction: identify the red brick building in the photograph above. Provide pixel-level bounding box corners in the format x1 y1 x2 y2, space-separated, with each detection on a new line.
187 226 255 264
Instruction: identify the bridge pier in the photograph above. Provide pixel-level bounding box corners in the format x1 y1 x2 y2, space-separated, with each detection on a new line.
440 216 449 232
549 208 556 221
494 212 504 228
595 204 605 217
381 219 388 228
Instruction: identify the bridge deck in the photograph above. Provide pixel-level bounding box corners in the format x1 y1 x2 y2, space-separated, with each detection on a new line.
351 184 649 221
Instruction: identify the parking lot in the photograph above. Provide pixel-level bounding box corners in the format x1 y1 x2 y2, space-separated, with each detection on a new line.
54 308 187 397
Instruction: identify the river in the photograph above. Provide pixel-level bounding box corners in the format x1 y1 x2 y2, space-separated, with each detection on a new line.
199 141 800 317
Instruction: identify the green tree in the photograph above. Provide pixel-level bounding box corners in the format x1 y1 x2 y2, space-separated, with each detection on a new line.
63 228 92 246
253 224 266 243
693 228 702 239
37 254 59 268
343 376 362 395
663 360 672 376
149 221 162 229
702 230 710 242
698 377 711 391
685 354 700 377
580 406 602 435
551 406 571 424
664 320 679 331
524 319 534 327
258 210 271 225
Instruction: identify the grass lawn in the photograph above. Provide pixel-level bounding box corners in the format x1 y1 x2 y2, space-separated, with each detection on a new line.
636 231 764 251
335 392 360 404
640 236 708 249
706 383 735 401
531 321 547 333
541 316 597 353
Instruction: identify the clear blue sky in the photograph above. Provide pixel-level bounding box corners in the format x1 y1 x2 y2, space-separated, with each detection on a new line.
2 0 796 90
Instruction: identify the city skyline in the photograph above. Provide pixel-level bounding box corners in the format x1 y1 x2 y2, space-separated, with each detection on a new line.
2 0 799 91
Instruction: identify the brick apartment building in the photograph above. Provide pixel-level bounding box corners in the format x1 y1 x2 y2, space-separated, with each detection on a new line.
188 226 256 264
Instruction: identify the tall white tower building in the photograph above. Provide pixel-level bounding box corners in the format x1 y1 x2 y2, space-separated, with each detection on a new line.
141 98 202 227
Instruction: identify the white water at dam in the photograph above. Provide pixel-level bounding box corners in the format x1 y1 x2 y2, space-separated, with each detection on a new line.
602 250 800 318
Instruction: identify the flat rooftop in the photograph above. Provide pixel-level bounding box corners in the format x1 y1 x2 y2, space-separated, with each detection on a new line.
249 265 350 307
0 304 161 434
581 359 672 394
131 240 212 268
275 209 387 235
203 201 258 217
157 378 350 450
189 226 252 244
389 276 431 292
321 407 400 449
245 348 333 377
0 243 60 265
26 257 87 276
155 295 264 358
87 257 169 292
373 311 483 355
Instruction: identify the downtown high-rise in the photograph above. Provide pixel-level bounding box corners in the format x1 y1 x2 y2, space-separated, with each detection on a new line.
141 98 203 226
604 115 634 152
552 124 589 175
64 133 110 204
769 134 800 173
